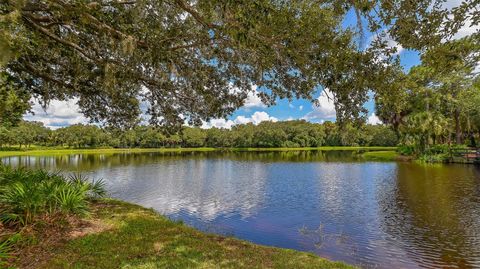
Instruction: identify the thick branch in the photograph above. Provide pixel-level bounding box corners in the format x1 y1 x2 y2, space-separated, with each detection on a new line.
82 13 149 49
23 14 98 64
23 62 74 89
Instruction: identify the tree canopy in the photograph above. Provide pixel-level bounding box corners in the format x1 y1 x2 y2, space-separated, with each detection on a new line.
1 0 478 129
0 72 31 127
0 0 361 127
375 36 480 151
0 119 398 149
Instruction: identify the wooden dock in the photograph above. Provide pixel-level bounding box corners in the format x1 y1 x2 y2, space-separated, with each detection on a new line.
451 148 480 164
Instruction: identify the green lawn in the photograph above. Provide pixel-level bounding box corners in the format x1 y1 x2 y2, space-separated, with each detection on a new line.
0 146 396 157
361 151 399 161
34 199 354 269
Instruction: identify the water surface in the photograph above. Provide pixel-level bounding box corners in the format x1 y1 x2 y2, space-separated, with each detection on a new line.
2 151 480 268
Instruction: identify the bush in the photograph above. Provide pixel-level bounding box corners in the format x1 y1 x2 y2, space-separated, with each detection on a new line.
418 153 450 163
370 127 399 147
397 145 415 156
0 239 11 268
0 166 106 226
425 144 450 155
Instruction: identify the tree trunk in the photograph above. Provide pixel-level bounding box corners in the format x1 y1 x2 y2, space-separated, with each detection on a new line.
454 108 462 144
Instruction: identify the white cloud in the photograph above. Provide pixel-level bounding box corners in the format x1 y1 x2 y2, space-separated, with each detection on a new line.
201 118 235 129
302 89 336 121
367 1 478 53
243 86 266 109
299 105 304 111
367 113 382 125
235 111 278 125
451 19 479 40
386 37 404 55
369 31 404 56
23 98 88 129
442 0 479 40
288 103 295 109
202 111 278 129
441 0 462 10
25 92 275 130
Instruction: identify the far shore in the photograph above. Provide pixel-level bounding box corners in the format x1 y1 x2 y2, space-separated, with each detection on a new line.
0 146 397 157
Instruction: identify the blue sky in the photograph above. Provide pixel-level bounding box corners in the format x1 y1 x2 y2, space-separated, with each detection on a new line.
225 49 422 122
202 9 423 128
24 1 476 129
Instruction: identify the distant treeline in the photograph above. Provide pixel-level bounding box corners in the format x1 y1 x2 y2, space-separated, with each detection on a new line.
0 120 398 149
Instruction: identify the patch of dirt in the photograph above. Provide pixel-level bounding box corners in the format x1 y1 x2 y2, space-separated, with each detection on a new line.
7 209 112 269
9 218 74 269
153 242 164 252
69 218 112 239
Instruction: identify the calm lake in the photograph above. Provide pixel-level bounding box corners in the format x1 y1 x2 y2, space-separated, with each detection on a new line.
2 150 480 268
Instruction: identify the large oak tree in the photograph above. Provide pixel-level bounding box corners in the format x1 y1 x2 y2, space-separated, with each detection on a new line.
1 0 478 128
1 0 350 127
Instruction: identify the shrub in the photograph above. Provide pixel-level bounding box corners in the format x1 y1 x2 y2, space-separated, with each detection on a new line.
425 144 450 155
397 145 415 156
0 239 11 268
418 153 450 163
0 166 106 226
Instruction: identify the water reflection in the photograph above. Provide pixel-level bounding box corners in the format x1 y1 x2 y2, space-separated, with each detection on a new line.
378 164 480 268
0 150 365 171
1 151 480 269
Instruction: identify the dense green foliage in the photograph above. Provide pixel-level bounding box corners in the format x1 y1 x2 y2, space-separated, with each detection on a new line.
0 0 478 159
0 0 379 128
375 37 480 156
0 239 10 268
0 120 398 149
0 121 49 148
0 166 105 226
0 73 31 127
0 167 106 266
2 0 477 128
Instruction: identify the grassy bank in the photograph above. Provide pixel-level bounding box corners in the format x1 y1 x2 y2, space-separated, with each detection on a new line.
0 146 396 157
8 199 354 269
0 166 353 268
361 151 400 161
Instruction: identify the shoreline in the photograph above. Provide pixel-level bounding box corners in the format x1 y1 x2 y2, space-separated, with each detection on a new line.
0 146 396 157
11 199 355 269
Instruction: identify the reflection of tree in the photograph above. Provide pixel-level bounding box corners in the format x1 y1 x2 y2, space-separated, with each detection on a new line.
1 152 208 171
0 150 368 171
226 150 362 163
311 162 404 268
378 163 480 268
